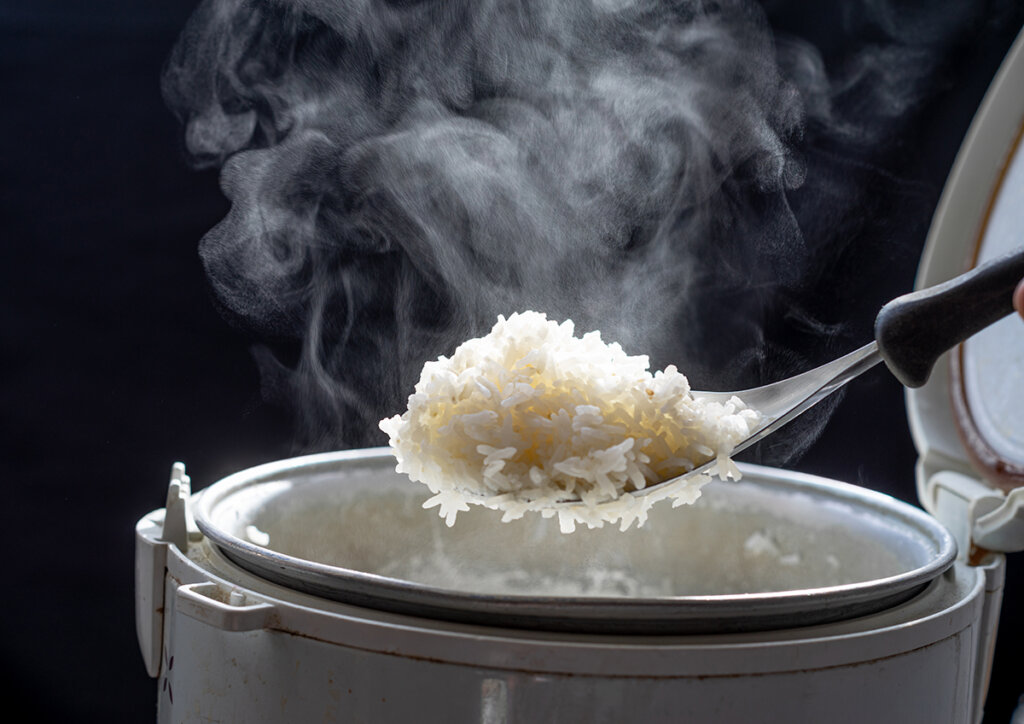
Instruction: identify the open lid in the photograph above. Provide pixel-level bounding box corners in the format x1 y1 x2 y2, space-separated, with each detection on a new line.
909 28 1024 554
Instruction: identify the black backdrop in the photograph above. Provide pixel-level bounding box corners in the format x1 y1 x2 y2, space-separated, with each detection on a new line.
2 1 1023 721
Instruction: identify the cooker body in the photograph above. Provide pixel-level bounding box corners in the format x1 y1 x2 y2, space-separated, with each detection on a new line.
136 452 1005 723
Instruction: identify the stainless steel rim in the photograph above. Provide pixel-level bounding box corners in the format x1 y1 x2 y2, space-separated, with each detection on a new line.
192 448 957 635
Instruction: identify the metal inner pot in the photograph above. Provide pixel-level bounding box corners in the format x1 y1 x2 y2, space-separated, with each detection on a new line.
193 448 955 634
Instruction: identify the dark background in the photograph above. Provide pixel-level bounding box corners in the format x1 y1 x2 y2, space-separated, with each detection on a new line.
2 1 1022 721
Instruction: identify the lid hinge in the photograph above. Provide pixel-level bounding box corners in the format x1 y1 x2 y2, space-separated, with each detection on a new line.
923 469 1024 556
973 487 1024 551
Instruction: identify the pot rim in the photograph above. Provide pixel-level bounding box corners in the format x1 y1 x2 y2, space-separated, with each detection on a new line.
193 447 956 634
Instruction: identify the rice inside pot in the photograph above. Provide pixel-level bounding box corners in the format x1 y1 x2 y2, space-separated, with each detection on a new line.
379 311 759 532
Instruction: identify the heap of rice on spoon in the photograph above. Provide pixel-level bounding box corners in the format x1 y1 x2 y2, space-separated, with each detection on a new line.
380 311 759 532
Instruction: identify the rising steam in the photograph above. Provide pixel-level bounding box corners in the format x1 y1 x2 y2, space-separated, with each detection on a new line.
162 0 1005 456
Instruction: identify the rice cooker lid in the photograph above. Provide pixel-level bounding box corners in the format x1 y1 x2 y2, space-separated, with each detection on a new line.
908 27 1024 552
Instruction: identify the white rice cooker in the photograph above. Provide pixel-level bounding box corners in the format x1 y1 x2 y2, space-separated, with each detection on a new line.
135 29 1024 724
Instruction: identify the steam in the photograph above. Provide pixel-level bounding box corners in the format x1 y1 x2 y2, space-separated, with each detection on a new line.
161 0 1006 456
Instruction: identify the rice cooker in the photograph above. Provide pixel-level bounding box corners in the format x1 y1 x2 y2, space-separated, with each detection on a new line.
135 29 1024 724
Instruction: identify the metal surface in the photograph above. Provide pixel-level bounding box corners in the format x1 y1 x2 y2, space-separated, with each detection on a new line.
682 341 881 487
192 448 956 635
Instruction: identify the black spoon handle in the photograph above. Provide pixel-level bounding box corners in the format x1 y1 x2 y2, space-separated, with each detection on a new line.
874 246 1024 388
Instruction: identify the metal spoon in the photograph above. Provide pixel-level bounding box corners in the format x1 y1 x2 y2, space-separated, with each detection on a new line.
622 245 1024 501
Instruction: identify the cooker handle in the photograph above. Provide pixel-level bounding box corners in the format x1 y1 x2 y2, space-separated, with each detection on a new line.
874 245 1024 388
176 582 277 632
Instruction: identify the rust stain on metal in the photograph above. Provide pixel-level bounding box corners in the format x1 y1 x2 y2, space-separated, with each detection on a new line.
968 545 992 567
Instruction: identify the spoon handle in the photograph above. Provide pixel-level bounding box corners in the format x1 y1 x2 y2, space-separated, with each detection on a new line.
874 246 1024 388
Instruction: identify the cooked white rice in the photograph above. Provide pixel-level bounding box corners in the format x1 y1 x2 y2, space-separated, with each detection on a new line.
379 311 760 532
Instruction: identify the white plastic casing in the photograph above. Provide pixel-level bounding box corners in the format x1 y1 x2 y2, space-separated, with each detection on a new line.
910 28 1024 557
